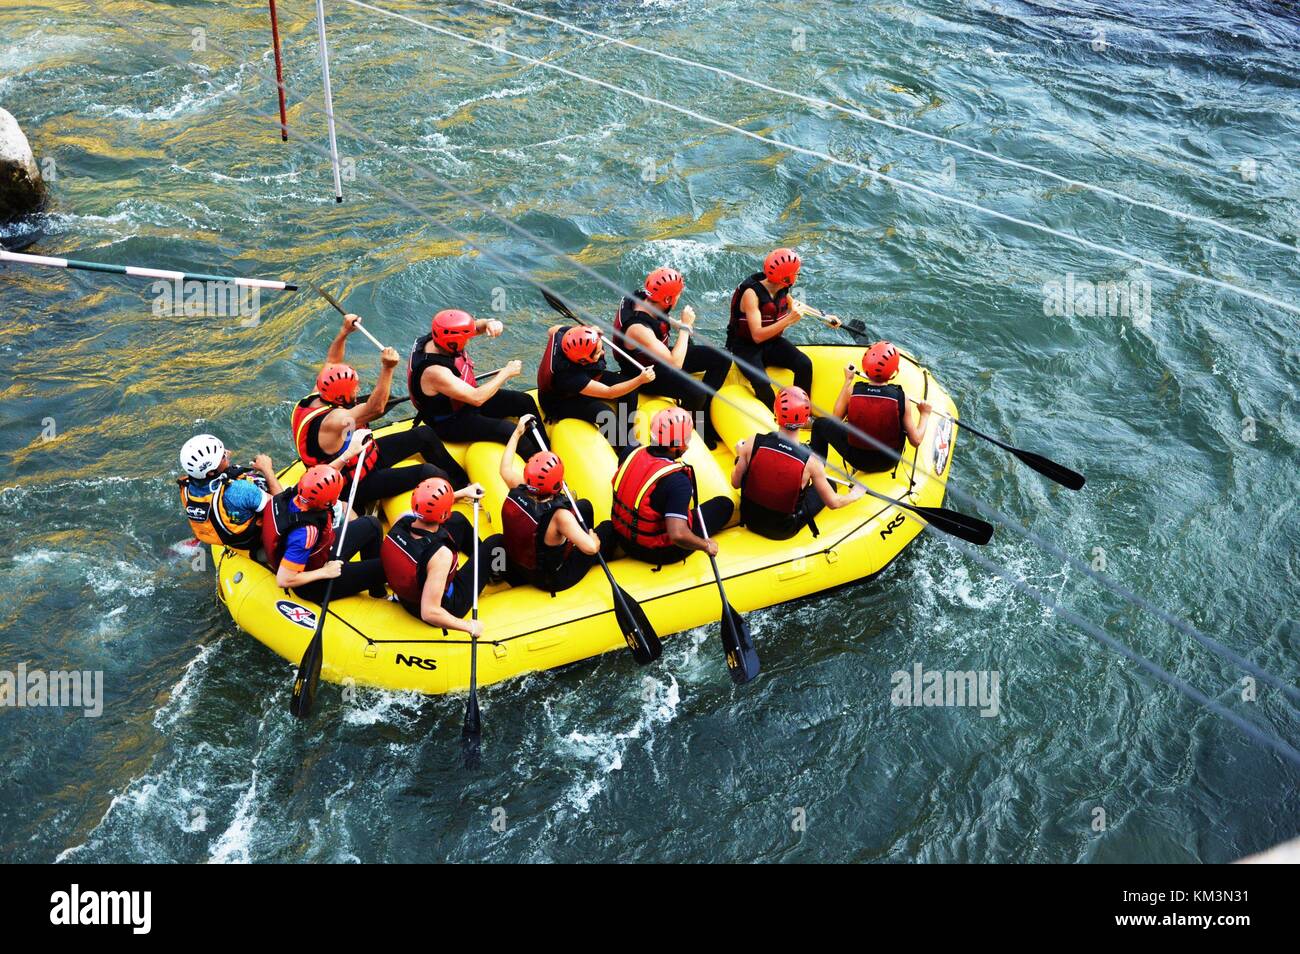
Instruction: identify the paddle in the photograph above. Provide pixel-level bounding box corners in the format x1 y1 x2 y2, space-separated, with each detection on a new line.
267 0 288 141
529 423 661 664
290 452 366 718
799 304 924 368
908 397 1086 491
825 476 994 545
312 282 388 352
541 288 583 324
694 502 760 684
462 498 483 768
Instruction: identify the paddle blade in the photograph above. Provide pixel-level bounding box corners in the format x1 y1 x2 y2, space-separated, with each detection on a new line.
612 584 663 664
541 289 581 323
289 629 324 719
1012 448 1086 490
912 505 995 545
461 691 482 769
720 605 760 684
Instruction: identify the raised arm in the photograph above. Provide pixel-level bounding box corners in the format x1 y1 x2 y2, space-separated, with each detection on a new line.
499 416 533 489
324 313 361 367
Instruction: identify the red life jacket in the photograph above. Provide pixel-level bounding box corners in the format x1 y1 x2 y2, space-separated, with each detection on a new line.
291 394 379 483
613 293 670 375
845 382 906 459
536 327 560 395
611 447 694 549
380 514 458 608
728 272 789 346
261 488 335 572
501 486 573 577
741 432 811 516
408 334 477 423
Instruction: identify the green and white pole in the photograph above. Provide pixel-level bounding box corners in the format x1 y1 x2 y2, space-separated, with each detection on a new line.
0 249 297 290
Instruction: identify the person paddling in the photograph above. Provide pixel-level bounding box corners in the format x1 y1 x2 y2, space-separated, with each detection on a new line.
409 308 544 459
727 248 819 409
380 476 500 634
263 460 387 603
177 434 283 551
293 311 468 506
613 267 731 448
730 387 865 540
810 341 932 474
610 407 734 565
498 416 614 593
537 324 655 459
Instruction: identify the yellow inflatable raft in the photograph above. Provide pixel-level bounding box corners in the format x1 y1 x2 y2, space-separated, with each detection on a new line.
214 345 958 694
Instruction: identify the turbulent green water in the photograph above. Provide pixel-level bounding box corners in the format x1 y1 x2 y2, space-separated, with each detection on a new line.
1 0 1297 863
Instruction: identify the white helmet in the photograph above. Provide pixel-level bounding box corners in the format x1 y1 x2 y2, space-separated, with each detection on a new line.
180 434 226 480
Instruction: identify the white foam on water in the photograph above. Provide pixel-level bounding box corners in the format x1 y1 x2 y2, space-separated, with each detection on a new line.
556 673 681 815
431 79 560 123
153 641 219 730
89 71 245 122
341 688 425 728
207 772 259 864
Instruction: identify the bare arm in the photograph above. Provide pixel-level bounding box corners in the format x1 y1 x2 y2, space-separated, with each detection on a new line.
665 516 717 556
729 438 753 489
276 557 341 590
324 313 360 367
419 550 479 634
423 358 522 408
499 417 531 489
624 323 676 366
550 507 601 556
806 457 864 510
580 365 655 400
251 454 283 496
832 366 855 419
742 289 800 344
904 400 932 447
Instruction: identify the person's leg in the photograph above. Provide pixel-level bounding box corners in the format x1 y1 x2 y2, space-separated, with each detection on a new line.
374 426 469 488
353 462 445 508
460 531 504 591
295 518 385 601
480 390 546 457
765 336 813 396
682 342 731 447
810 416 836 458
694 495 735 535
729 340 775 408
434 405 544 458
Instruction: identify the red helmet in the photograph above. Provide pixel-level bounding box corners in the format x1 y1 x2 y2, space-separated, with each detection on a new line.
775 386 811 429
411 476 454 523
560 326 602 365
524 451 565 495
296 465 344 509
430 309 477 353
316 363 360 406
763 247 801 287
863 341 899 382
644 267 684 309
651 406 694 449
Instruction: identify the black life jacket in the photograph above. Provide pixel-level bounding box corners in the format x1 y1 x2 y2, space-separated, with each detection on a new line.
845 382 906 469
501 486 573 579
408 334 477 424
262 488 335 572
380 514 458 609
740 432 811 517
538 326 605 398
613 292 670 374
728 272 790 346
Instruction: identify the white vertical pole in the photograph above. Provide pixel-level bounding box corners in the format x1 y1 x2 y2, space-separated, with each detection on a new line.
314 0 344 202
